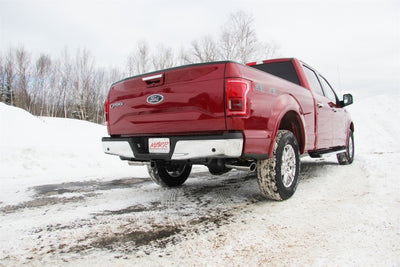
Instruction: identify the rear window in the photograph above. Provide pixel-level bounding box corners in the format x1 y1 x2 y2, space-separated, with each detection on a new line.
250 61 301 85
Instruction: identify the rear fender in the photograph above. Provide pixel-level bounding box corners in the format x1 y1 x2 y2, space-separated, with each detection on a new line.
267 95 305 156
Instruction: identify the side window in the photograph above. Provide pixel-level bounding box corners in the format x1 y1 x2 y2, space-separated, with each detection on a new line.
318 75 337 102
302 66 324 96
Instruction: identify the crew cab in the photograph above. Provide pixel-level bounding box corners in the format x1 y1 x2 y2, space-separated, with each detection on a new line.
102 58 354 200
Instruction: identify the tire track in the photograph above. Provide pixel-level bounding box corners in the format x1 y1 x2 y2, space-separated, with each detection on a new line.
0 170 264 263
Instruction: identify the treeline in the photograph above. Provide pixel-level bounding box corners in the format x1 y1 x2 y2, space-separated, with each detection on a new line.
0 11 277 124
0 47 121 123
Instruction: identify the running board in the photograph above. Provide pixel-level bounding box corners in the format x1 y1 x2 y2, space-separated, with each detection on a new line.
319 149 347 157
308 149 347 158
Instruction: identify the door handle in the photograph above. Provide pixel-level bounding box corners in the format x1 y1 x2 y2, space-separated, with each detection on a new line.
317 103 324 108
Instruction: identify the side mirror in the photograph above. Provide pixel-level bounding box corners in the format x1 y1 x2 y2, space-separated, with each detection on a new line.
340 93 353 107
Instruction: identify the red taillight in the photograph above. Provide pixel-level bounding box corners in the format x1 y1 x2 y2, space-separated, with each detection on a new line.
226 79 251 116
104 97 109 125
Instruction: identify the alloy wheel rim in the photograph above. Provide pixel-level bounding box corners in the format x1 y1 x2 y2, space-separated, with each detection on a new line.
348 134 354 158
281 144 296 188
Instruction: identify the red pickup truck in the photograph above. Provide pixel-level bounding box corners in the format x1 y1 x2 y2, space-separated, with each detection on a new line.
102 58 354 200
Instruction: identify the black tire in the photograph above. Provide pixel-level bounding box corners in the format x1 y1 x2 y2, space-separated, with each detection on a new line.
337 130 354 165
256 130 300 201
147 162 192 187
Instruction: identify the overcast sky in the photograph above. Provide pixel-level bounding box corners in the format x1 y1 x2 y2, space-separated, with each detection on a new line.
1 0 399 97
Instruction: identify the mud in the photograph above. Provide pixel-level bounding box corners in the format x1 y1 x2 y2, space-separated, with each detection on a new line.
68 225 182 253
0 194 96 213
33 177 148 196
0 178 147 213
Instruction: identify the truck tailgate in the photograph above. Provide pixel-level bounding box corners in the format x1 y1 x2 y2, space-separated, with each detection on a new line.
107 62 227 136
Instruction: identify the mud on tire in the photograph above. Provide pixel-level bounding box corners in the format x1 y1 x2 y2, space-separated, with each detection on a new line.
257 130 300 201
147 162 192 187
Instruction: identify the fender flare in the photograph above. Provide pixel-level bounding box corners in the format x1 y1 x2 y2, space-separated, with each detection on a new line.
267 94 306 156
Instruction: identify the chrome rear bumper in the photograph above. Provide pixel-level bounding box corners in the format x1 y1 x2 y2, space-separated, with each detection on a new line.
102 140 135 158
102 133 243 161
171 139 242 159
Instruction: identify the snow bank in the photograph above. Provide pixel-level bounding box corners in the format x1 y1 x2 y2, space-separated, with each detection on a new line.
347 94 400 153
0 103 148 205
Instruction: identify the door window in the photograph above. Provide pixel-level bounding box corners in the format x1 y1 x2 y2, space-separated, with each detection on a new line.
318 75 337 102
303 66 324 96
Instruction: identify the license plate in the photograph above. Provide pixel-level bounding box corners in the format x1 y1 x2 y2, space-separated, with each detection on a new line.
149 138 170 153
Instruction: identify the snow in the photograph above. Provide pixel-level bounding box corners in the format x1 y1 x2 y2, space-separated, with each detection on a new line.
348 94 400 154
0 103 148 205
1 94 400 265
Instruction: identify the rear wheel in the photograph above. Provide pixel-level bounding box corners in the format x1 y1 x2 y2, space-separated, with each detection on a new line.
257 130 300 200
337 130 354 165
147 162 192 187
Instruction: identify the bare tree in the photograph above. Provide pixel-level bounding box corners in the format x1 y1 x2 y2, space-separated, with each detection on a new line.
126 41 150 76
177 47 194 65
0 54 5 103
107 67 123 84
3 49 16 105
58 48 73 118
72 48 96 121
124 11 279 70
152 44 175 70
93 66 123 124
220 11 268 63
180 10 278 65
263 42 280 59
1 46 119 124
14 46 32 110
219 23 237 61
31 53 52 115
191 36 220 63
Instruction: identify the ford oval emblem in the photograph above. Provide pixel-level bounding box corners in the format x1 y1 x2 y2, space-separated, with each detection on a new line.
146 94 164 104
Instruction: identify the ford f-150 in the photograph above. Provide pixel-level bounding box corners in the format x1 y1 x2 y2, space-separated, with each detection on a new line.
102 58 354 200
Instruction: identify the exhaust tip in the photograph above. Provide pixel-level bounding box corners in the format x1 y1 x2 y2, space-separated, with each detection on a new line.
225 162 257 172
249 162 257 172
128 161 149 166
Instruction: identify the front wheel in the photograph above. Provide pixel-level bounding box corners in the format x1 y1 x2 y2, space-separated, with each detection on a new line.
147 162 192 187
337 130 354 165
257 130 300 201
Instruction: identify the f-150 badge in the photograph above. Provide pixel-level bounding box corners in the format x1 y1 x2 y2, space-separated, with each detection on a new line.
147 94 164 104
110 102 124 109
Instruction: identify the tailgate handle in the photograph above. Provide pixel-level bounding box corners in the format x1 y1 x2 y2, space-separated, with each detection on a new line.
142 73 164 87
